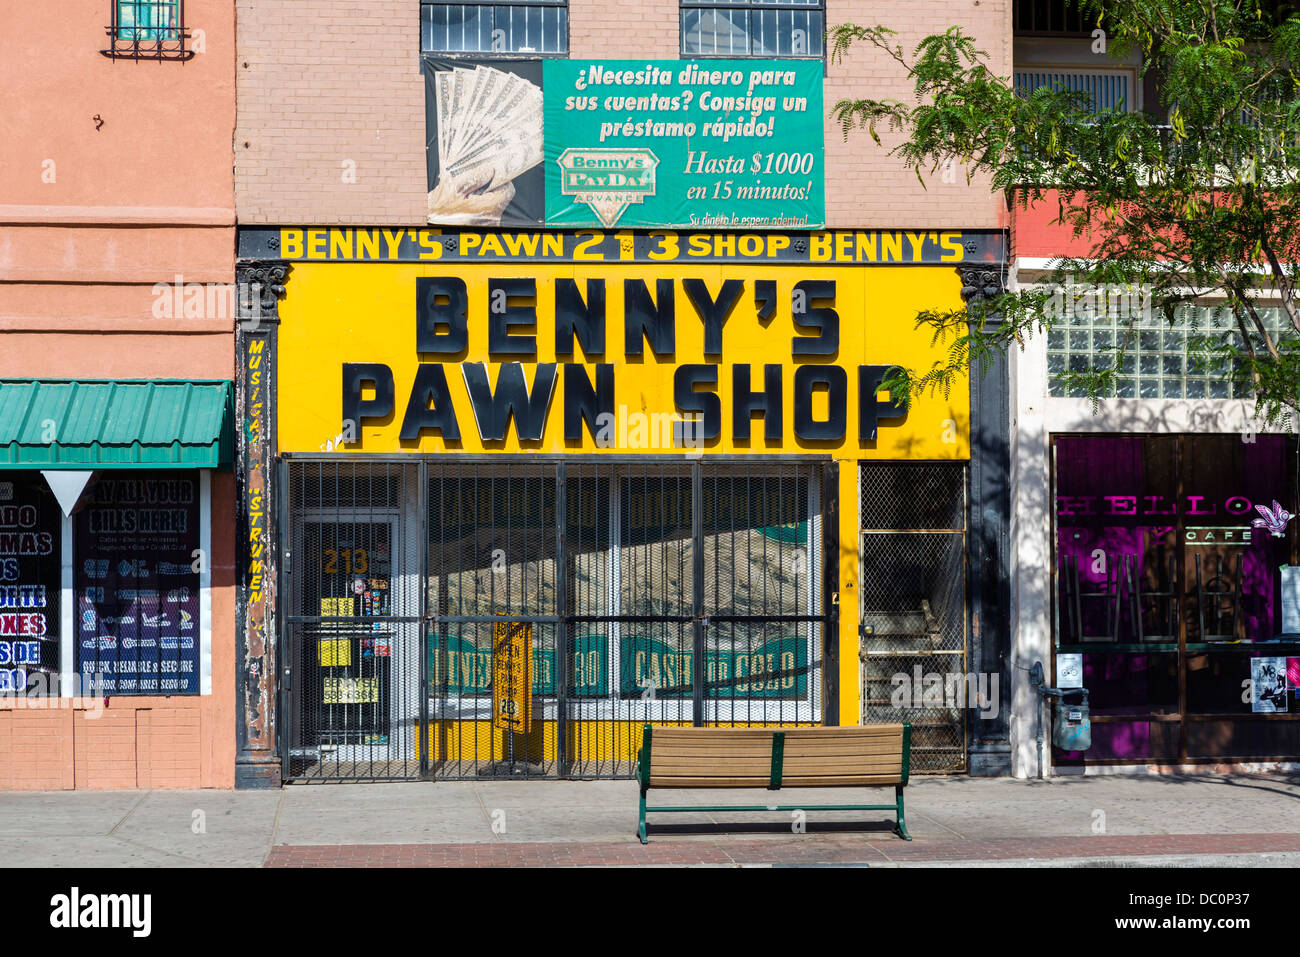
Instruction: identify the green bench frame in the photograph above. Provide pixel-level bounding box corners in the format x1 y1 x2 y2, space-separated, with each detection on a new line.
636 723 912 844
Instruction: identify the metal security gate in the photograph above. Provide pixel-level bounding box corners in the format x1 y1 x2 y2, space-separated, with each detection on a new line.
859 463 970 773
283 457 833 782
283 462 424 781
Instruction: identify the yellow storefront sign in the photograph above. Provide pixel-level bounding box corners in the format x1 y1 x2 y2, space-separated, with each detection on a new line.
492 620 532 734
276 262 971 459
323 676 377 705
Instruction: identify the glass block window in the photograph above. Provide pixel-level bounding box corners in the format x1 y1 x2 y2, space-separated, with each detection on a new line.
1045 297 1294 400
421 2 568 55
681 0 824 58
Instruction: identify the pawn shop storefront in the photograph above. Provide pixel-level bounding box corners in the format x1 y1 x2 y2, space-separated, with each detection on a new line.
235 227 1007 782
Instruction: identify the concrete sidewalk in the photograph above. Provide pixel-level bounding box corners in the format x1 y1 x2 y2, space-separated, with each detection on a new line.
2 772 1298 867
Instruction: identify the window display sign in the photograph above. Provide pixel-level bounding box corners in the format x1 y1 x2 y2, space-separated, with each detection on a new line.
491 619 532 733
619 635 807 699
74 474 200 695
0 477 60 695
1250 657 1289 713
426 634 608 699
424 58 824 229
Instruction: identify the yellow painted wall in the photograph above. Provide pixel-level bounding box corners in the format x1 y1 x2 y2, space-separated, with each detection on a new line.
413 719 816 762
276 262 970 458
277 260 970 732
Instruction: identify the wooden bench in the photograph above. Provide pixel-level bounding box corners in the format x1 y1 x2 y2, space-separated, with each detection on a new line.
636 723 912 843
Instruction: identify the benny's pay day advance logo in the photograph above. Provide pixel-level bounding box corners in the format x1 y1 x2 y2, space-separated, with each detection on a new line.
556 147 659 227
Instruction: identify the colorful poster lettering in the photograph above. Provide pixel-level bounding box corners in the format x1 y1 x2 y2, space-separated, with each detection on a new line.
74 473 200 695
0 477 61 694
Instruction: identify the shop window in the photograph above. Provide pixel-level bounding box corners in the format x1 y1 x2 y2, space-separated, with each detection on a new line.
0 476 61 698
102 0 194 61
421 1 569 55
74 473 202 696
680 0 825 58
284 459 826 780
1044 299 1292 400
1052 434 1300 763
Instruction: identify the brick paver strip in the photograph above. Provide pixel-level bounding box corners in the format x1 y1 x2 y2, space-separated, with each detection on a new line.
265 832 1300 867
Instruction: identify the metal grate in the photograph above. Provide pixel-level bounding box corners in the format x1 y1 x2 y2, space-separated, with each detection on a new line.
421 2 569 56
101 0 194 61
1014 70 1132 113
1013 0 1095 36
283 457 830 781
284 461 422 782
860 463 969 773
680 0 825 58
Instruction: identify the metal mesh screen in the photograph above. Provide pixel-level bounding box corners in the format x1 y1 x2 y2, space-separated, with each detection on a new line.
860 463 969 773
284 457 831 782
427 460 558 779
285 461 422 782
700 466 821 728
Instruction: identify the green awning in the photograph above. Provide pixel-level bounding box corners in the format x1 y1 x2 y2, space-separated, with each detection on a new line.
0 379 234 469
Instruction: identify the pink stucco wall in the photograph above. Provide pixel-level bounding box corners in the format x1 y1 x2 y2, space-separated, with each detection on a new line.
0 0 237 788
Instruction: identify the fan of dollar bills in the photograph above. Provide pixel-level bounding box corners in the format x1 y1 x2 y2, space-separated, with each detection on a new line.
427 66 544 225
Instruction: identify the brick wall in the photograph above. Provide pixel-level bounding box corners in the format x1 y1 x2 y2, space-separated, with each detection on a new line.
236 0 1010 228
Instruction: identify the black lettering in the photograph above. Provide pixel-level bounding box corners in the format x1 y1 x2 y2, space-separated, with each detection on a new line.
563 363 615 443
754 279 777 323
624 279 675 358
682 278 743 355
341 363 394 433
488 278 537 356
858 365 909 441
555 278 606 357
791 280 840 356
462 362 558 442
793 366 846 441
399 364 461 441
416 277 468 355
732 363 783 441
673 364 721 442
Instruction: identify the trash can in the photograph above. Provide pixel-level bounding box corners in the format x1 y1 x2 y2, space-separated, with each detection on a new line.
1052 689 1091 752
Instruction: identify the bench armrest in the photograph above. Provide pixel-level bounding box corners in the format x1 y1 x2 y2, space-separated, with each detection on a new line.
637 724 653 791
901 723 911 786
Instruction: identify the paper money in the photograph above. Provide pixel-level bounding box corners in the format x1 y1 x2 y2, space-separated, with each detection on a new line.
429 65 543 225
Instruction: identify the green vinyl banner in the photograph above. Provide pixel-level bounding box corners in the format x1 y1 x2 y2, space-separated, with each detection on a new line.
543 60 824 230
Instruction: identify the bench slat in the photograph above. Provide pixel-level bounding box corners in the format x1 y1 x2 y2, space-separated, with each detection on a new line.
650 775 903 788
651 757 901 771
651 726 902 740
653 738 901 753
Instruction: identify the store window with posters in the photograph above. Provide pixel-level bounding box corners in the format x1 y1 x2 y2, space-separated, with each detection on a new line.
1052 434 1300 763
74 472 204 696
0 475 61 697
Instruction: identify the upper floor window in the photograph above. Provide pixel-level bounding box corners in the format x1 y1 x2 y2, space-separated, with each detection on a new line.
681 0 824 58
103 0 193 61
1013 0 1097 37
421 1 568 56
